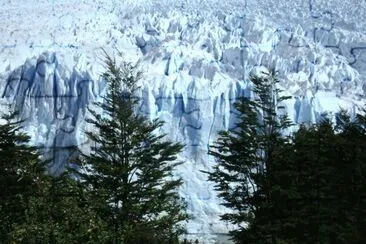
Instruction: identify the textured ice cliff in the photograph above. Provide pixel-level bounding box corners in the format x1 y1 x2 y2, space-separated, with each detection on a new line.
1 0 366 240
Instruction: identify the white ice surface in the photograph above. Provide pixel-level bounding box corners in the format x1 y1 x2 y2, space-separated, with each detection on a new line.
1 0 366 241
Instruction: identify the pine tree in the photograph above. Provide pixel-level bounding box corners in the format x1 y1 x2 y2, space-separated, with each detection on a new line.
16 171 107 243
350 109 366 243
328 110 366 243
207 69 292 243
0 110 46 242
208 67 366 244
287 111 366 243
76 54 188 243
0 110 104 243
289 120 339 243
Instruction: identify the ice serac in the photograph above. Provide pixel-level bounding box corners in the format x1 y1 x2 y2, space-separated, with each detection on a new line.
1 53 98 173
1 0 366 240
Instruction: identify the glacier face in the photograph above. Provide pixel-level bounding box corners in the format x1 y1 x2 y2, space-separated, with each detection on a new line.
1 0 366 240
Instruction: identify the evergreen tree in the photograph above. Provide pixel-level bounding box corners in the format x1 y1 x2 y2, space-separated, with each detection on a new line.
15 171 107 243
0 110 45 242
207 69 292 243
208 68 366 244
76 54 188 243
310 111 366 243
348 109 366 243
0 110 102 243
274 110 366 243
289 120 339 243
348 109 366 244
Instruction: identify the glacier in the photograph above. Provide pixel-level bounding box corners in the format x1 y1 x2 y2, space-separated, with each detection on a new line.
1 0 366 241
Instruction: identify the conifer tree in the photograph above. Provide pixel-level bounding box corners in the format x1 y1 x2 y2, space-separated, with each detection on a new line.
16 171 107 243
0 110 103 243
274 110 366 243
76 54 188 243
348 109 366 243
289 120 339 243
0 110 46 242
309 111 366 243
207 69 292 243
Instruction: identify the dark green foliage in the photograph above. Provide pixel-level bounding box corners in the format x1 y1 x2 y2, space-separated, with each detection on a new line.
207 69 293 243
339 111 366 243
208 67 366 243
289 120 339 243
0 110 46 242
0 110 100 243
15 172 107 244
76 54 188 243
0 54 188 243
290 112 366 243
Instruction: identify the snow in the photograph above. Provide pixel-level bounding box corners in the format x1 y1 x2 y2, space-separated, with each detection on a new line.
1 0 366 240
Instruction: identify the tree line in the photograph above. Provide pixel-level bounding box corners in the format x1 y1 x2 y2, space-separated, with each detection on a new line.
0 55 187 243
1 57 366 243
207 69 366 243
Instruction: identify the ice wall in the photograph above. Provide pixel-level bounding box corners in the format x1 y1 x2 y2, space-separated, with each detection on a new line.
0 53 100 172
1 0 366 240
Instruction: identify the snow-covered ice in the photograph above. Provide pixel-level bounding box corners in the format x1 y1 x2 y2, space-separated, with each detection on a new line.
1 0 366 240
